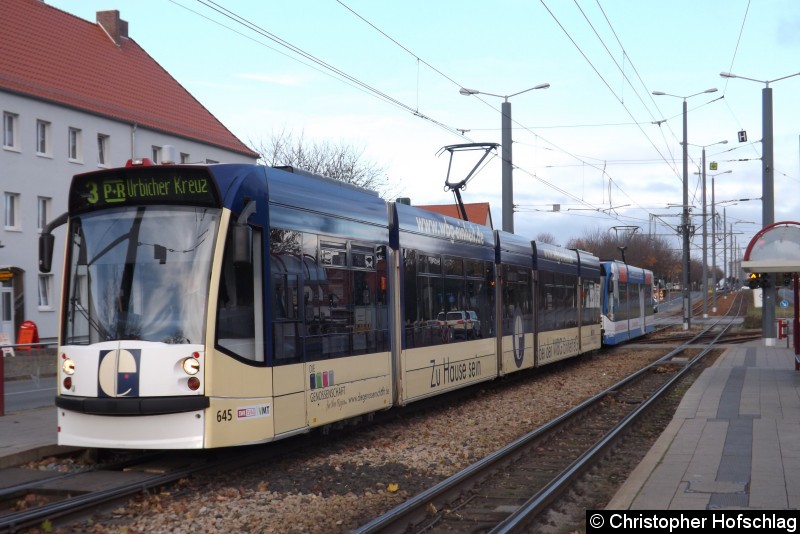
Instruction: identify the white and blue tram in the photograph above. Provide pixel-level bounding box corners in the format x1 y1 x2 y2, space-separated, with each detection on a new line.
39 161 631 449
599 260 656 345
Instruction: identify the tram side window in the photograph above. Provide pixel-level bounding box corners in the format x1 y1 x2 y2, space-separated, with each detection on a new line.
645 283 654 316
270 229 303 364
632 281 642 317
551 273 569 329
404 251 443 348
469 259 494 339
317 241 349 359
540 272 576 331
617 281 630 321
403 251 493 347
502 266 533 336
443 255 465 313
583 280 600 325
302 233 322 360
302 239 388 361
351 243 388 353
563 273 578 327
538 271 554 331
216 226 263 362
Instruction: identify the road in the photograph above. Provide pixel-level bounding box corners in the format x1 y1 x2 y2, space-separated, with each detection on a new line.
2 376 56 413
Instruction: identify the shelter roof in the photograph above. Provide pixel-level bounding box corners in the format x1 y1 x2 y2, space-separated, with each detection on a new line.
742 221 800 272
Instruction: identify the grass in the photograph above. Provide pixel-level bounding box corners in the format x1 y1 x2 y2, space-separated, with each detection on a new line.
743 300 794 330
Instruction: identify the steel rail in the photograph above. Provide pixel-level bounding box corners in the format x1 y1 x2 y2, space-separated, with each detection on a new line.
492 320 736 532
355 313 741 533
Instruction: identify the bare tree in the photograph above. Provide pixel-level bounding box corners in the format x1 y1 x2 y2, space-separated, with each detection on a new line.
250 129 401 199
535 232 558 245
567 229 686 288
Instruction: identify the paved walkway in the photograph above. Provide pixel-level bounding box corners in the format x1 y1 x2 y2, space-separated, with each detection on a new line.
608 339 800 510
0 406 65 469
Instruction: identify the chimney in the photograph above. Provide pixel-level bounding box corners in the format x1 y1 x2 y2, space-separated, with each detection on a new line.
96 10 128 45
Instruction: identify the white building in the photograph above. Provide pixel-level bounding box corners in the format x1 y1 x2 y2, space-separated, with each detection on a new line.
1 1 259 344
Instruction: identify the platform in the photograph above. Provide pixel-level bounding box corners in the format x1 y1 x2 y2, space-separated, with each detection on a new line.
608 339 800 510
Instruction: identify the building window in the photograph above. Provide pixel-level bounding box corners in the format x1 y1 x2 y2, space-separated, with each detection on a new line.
36 120 51 156
97 134 109 166
68 127 82 161
181 152 190 163
3 112 19 150
38 274 53 310
37 196 51 232
151 145 161 163
4 192 20 230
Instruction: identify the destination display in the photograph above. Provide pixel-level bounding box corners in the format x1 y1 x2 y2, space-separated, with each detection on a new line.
69 168 219 211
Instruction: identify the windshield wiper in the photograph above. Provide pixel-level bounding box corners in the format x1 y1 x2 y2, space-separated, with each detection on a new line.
70 297 110 341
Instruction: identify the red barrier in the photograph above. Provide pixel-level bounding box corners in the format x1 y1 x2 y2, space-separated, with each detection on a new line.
0 349 4 416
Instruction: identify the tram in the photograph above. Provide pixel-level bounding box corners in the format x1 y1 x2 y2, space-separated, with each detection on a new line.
599 260 656 345
39 161 634 449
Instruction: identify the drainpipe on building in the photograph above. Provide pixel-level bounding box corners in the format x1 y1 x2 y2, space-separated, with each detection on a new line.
131 123 137 161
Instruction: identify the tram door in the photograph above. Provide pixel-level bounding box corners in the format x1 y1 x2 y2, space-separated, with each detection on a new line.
1 280 13 342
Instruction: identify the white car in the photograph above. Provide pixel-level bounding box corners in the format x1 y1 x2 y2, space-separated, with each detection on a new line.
441 310 480 339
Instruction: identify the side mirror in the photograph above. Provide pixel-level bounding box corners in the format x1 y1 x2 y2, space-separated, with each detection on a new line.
38 212 68 273
233 224 252 265
234 199 256 265
39 233 55 273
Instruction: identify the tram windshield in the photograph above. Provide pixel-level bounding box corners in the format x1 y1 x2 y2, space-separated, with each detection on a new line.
64 206 220 345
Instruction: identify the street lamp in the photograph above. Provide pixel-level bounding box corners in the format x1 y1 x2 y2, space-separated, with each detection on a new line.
652 87 718 330
720 70 800 345
690 140 727 318
459 82 551 233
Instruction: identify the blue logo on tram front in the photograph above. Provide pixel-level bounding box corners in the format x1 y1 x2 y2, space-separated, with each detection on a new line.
98 349 141 398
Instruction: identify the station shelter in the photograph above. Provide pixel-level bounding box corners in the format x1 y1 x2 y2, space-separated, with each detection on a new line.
741 221 800 369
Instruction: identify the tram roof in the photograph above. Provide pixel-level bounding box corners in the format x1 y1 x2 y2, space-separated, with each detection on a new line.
533 242 579 275
392 202 495 259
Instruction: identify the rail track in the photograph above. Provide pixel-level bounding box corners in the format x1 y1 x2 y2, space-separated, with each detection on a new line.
0 440 308 533
354 309 744 533
0 294 749 533
1 451 202 532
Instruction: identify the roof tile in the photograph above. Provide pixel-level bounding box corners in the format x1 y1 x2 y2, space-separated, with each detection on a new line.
417 202 493 228
0 0 257 158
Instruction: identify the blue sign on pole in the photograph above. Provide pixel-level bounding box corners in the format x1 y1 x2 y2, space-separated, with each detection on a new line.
780 299 789 308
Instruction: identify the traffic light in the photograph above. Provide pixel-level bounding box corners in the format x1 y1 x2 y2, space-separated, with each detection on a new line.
783 273 793 287
761 273 771 288
748 273 761 289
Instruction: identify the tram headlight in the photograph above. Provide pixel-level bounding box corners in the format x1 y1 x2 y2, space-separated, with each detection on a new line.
62 358 75 375
182 356 200 375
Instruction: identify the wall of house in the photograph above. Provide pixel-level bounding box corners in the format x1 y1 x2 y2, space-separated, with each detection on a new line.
1 90 257 344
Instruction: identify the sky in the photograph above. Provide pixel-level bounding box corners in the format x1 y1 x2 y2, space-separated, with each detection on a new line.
48 0 800 267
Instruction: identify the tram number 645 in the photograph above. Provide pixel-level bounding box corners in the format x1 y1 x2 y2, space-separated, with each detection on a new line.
216 409 233 423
